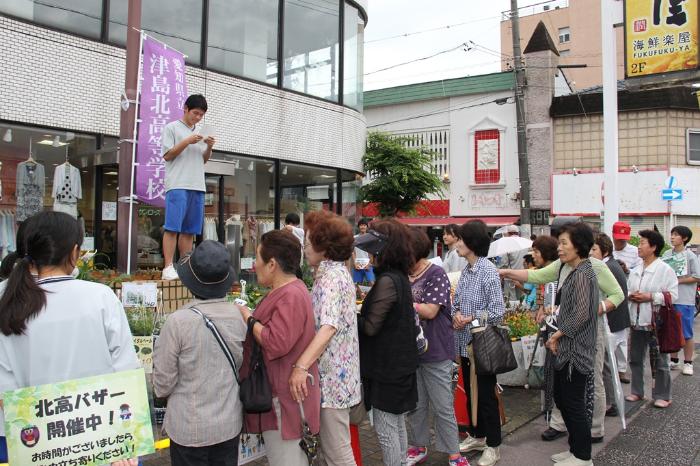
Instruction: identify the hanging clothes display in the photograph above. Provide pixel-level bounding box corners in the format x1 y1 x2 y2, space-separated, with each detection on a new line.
203 217 219 241
52 162 82 219
0 210 17 259
15 160 45 222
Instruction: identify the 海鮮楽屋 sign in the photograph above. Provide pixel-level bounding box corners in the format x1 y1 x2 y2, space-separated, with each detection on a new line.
625 0 699 77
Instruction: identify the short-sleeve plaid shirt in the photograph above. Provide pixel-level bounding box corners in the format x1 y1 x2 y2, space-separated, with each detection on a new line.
452 257 506 357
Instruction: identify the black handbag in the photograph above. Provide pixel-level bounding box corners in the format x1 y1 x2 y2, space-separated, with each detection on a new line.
239 318 273 413
471 313 518 376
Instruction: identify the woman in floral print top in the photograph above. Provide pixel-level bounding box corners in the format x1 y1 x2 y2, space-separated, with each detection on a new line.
289 211 360 466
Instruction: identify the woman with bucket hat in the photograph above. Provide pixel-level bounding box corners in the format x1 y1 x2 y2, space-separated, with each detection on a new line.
153 240 247 466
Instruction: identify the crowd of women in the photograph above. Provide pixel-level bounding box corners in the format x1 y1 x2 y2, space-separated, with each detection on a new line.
0 211 691 466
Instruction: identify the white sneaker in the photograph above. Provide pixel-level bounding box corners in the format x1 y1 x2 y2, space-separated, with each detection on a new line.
476 447 500 466
161 264 178 280
682 363 693 376
670 360 680 370
556 455 593 466
551 450 573 462
459 435 487 453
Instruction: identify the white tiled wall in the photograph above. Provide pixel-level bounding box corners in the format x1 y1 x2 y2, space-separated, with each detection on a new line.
0 16 366 172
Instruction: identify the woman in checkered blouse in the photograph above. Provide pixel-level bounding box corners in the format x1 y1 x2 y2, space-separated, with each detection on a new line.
452 220 506 466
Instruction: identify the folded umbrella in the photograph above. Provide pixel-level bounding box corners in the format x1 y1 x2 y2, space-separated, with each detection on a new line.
603 315 626 429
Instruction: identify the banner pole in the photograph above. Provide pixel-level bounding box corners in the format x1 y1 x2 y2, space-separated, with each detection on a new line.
127 31 145 275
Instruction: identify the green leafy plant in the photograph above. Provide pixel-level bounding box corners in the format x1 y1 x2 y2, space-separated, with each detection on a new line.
126 305 165 336
360 132 444 217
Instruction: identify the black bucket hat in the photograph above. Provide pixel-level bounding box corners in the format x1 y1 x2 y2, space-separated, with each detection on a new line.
175 240 236 299
353 230 388 257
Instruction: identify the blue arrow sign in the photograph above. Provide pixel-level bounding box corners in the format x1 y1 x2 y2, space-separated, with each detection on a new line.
662 188 683 200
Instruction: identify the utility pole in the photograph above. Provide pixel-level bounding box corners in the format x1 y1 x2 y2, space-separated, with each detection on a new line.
601 0 620 235
510 0 532 237
117 0 141 273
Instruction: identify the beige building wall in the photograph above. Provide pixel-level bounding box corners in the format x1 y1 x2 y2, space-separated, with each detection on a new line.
553 109 700 170
500 0 624 90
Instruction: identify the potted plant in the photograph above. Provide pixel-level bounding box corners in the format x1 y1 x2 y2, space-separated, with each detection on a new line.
497 309 540 386
126 305 165 373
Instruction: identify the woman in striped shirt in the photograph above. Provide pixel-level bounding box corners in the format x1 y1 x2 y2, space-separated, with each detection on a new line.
545 223 599 466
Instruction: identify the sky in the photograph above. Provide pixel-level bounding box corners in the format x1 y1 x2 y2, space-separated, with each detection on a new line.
363 0 566 90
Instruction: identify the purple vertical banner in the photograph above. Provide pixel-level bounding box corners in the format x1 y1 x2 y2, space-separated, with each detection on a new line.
135 35 188 208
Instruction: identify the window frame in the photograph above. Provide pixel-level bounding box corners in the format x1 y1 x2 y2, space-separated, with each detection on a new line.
558 26 571 44
473 129 501 185
468 117 507 188
686 128 700 165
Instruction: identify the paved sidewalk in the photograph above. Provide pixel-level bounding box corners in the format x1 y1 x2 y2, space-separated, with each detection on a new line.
143 322 700 465
594 347 700 465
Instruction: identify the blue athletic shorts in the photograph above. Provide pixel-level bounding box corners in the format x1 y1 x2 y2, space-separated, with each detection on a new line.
164 189 204 235
353 266 375 284
675 304 695 340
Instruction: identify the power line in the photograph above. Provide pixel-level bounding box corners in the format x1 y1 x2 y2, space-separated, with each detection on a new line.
364 42 471 76
365 15 502 44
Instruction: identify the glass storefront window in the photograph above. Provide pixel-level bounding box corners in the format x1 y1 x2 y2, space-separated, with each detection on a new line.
343 3 364 111
1 0 102 38
208 153 276 284
283 0 340 101
109 0 203 65
0 123 97 252
340 169 362 230
207 0 278 84
279 162 337 228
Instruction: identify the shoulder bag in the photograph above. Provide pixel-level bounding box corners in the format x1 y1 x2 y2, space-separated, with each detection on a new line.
471 311 518 376
239 317 273 413
190 307 240 384
526 330 545 389
654 291 685 354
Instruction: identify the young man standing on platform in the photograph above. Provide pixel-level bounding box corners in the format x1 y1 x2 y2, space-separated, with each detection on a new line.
161 94 215 280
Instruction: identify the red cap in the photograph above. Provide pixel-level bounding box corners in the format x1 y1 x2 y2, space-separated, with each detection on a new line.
612 221 631 240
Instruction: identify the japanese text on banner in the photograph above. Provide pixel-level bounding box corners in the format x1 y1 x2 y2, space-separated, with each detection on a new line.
135 35 188 207
4 369 155 466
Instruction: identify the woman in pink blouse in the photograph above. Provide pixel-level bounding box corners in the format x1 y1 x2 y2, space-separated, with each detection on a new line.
289 211 361 466
237 229 321 466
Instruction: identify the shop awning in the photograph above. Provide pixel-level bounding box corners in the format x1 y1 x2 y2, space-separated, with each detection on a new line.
397 216 520 227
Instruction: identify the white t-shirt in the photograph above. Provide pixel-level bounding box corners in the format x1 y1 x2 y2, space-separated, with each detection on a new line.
0 277 140 435
613 243 642 271
162 120 207 192
662 248 700 305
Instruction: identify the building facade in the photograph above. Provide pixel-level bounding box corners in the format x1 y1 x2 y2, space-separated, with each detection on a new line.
500 0 625 90
550 86 700 241
0 0 368 278
363 72 522 229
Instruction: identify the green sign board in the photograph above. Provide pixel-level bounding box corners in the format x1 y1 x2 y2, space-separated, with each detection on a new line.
4 369 155 466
